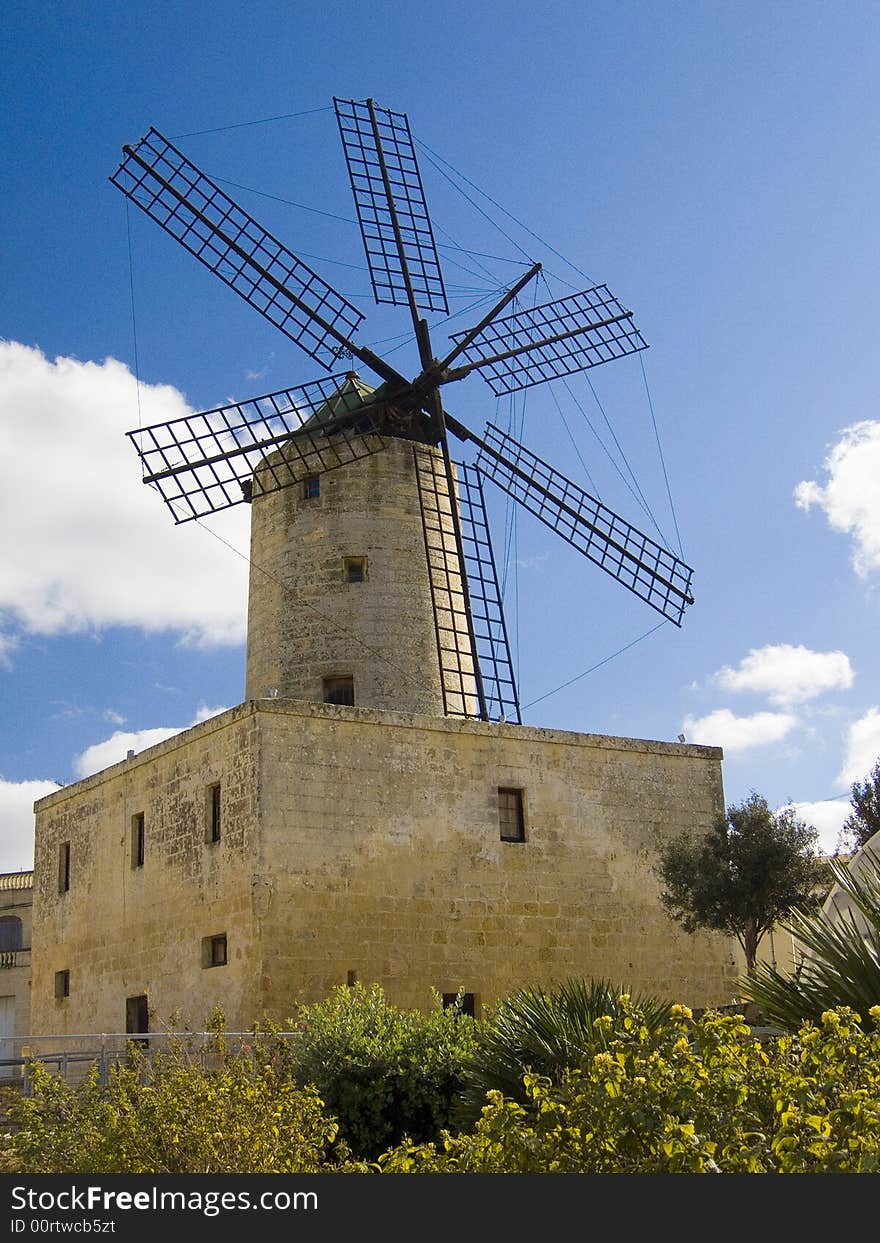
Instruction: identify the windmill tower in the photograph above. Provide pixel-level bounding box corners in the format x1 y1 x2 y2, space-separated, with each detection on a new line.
111 99 694 727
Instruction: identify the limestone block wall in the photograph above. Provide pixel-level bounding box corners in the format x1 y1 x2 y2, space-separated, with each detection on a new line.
30 700 738 1036
245 437 457 715
30 708 262 1037
254 701 738 1015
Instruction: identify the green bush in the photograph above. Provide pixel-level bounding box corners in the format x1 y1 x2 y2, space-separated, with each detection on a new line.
283 983 479 1159
2 1031 343 1174
379 999 880 1173
743 851 880 1030
458 977 671 1124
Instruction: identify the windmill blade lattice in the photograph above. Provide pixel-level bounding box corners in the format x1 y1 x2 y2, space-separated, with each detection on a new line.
335 97 448 315
111 129 365 370
475 424 694 626
447 285 647 395
128 374 386 523
414 449 520 723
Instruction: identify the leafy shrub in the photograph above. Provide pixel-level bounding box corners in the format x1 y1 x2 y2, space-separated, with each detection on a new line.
2 1031 343 1174
283 983 479 1159
743 851 880 1029
458 977 671 1124
380 999 880 1173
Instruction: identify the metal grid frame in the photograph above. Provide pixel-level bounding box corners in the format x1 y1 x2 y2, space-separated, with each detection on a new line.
414 448 520 722
127 375 385 523
111 128 365 370
448 285 647 395
476 425 694 626
334 98 448 314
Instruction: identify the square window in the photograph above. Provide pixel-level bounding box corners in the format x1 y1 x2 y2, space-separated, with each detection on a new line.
206 784 221 843
202 934 227 968
303 475 320 500
131 813 145 869
54 969 70 999
343 556 366 583
498 788 526 842
323 676 355 706
58 842 71 893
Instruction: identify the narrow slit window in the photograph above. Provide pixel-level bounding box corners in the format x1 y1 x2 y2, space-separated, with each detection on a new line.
303 475 320 500
498 788 526 842
58 841 71 893
206 783 221 843
323 676 355 706
343 556 366 583
126 994 149 1039
131 813 145 868
54 969 70 999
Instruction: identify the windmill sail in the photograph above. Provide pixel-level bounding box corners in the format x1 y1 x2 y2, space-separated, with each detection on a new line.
335 97 448 316
111 128 365 370
128 374 386 523
414 450 519 723
475 424 694 626
447 285 647 395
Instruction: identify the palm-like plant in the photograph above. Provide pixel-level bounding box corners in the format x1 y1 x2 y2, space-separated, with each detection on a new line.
456 977 671 1125
742 850 880 1030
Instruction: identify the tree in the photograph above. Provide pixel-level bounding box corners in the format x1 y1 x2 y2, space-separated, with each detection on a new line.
656 792 825 973
841 758 880 852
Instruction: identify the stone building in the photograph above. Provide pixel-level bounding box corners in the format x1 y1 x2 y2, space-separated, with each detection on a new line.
0 870 33 1059
31 411 738 1036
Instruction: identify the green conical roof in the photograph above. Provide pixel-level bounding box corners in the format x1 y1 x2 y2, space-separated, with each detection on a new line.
299 371 384 431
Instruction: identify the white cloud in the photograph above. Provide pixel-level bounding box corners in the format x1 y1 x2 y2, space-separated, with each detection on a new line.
0 342 249 648
73 704 230 779
0 777 61 872
102 709 127 726
795 420 880 577
682 708 799 754
714 644 853 707
779 800 851 856
837 706 880 787
0 631 17 670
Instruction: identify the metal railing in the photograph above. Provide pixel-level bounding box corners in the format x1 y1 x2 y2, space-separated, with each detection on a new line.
0 1031 300 1095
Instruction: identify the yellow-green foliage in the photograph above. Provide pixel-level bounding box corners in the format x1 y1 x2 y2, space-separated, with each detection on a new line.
379 1000 880 1173
2 1034 343 1174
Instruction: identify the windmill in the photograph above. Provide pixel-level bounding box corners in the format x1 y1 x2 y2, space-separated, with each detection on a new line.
110 97 693 725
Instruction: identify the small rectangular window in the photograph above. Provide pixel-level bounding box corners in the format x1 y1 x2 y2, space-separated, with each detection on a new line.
442 992 477 1018
206 783 221 843
126 994 149 1038
202 933 228 968
58 842 71 893
54 969 70 999
303 475 320 500
343 556 366 583
131 813 145 868
323 675 355 706
498 788 526 842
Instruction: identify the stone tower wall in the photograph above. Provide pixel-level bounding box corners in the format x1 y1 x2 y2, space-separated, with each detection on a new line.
245 437 474 715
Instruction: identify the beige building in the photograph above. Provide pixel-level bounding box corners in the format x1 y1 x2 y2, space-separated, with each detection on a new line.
0 870 33 1060
31 420 739 1036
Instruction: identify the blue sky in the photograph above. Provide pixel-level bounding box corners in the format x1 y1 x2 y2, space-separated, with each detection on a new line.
2 1 880 868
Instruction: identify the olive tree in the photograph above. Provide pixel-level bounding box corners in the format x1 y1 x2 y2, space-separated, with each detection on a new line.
656 792 825 973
